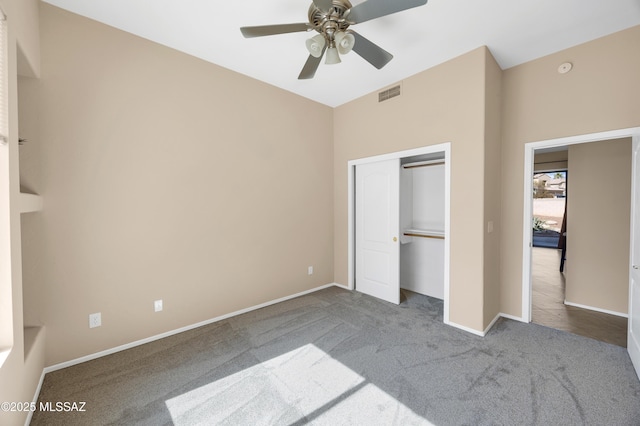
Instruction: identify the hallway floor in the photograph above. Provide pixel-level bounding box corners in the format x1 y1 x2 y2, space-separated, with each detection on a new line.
531 247 628 347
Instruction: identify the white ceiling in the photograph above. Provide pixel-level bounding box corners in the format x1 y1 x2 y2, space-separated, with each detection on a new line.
42 0 640 107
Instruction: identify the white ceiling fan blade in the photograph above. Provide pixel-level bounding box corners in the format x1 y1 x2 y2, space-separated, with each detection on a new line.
347 0 428 24
351 31 393 69
240 23 311 38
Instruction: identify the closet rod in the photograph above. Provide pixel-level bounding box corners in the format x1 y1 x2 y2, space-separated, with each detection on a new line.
402 160 445 169
403 232 445 240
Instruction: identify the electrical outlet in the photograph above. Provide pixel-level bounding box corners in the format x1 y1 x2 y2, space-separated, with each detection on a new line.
308 266 313 275
154 299 163 312
89 312 101 328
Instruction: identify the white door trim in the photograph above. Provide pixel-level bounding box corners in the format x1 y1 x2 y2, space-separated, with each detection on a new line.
521 127 640 323
628 136 640 379
348 143 451 324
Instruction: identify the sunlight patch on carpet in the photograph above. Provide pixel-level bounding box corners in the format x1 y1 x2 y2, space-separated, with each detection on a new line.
165 343 430 424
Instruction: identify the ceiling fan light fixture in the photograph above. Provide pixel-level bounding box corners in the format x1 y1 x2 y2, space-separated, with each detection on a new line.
335 31 355 55
325 46 341 64
305 34 326 58
240 0 430 79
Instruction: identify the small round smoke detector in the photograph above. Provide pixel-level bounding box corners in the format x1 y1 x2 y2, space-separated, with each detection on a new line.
557 62 573 74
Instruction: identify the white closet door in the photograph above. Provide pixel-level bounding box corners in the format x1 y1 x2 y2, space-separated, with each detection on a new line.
355 159 400 304
629 137 640 381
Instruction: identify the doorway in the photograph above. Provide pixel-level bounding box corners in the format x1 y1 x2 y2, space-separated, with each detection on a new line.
522 127 640 380
529 152 628 346
347 143 451 324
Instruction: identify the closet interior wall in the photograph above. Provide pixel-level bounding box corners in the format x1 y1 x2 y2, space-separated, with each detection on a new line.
400 156 446 299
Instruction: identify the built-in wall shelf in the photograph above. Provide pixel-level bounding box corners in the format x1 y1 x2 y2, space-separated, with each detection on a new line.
19 193 43 213
403 228 445 239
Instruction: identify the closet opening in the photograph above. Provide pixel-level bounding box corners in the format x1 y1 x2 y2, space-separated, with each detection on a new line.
347 143 451 325
399 155 446 301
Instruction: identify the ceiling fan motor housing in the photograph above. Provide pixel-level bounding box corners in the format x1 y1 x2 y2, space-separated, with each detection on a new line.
308 0 353 40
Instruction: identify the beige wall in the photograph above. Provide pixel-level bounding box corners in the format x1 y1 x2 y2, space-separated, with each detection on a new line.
21 4 334 367
333 47 493 331
534 150 568 172
482 49 502 327
500 25 640 317
565 138 631 314
0 0 42 425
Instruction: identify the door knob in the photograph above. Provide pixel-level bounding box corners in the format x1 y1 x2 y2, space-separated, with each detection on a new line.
634 265 639 270
393 237 398 242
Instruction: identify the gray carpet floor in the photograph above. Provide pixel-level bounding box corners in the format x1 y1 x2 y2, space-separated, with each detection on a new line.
31 287 640 425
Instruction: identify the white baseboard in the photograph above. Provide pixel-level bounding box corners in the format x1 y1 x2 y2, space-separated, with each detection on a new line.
499 312 527 323
563 300 628 318
44 283 339 374
448 312 529 338
332 282 350 290
447 320 486 337
483 313 501 335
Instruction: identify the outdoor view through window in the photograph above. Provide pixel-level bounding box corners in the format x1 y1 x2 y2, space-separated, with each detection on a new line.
532 171 567 249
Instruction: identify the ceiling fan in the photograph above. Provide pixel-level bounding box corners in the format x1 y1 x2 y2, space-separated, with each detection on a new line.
240 0 428 79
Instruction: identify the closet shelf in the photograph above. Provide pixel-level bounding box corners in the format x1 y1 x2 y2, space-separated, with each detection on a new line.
19 193 43 213
403 228 445 239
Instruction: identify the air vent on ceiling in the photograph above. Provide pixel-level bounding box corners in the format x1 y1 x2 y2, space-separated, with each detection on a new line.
378 84 401 102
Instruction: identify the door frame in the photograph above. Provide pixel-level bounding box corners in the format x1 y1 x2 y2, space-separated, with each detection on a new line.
629 137 640 378
348 142 451 324
521 127 640 323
